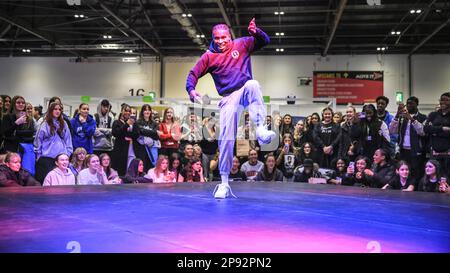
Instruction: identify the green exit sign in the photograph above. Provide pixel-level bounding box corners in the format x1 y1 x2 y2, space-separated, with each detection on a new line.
143 91 156 103
396 91 403 103
263 96 270 103
81 95 91 103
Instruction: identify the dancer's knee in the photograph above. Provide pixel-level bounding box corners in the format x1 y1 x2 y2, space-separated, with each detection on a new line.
246 79 260 90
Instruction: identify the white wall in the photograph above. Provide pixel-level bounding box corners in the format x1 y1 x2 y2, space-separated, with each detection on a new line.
0 54 448 115
0 57 161 108
164 54 409 113
411 54 450 104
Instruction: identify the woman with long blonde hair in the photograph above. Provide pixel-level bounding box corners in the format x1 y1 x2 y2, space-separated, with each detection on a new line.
145 155 176 183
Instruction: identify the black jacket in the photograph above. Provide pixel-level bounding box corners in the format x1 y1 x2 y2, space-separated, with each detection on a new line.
111 120 138 176
386 176 416 190
342 171 371 187
255 169 284 182
120 174 152 184
132 119 160 171
0 164 41 187
338 121 357 161
367 162 395 188
293 169 323 183
342 170 370 187
424 110 450 153
393 112 427 155
313 122 341 168
351 119 389 159
1 113 35 153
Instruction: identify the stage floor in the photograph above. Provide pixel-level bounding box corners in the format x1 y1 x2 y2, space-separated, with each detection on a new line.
0 182 449 253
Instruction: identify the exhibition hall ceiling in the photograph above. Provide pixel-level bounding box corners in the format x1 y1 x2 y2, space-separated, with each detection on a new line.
0 0 449 57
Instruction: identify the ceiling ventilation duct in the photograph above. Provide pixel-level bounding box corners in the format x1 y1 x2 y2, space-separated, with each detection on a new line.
159 0 206 47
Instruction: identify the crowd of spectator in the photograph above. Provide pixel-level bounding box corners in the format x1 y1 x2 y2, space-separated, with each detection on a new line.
0 93 448 194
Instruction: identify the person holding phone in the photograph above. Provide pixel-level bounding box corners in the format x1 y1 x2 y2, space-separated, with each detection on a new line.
1 96 35 153
342 156 371 187
146 155 176 183
276 134 299 181
389 97 427 180
186 18 275 198
418 159 448 193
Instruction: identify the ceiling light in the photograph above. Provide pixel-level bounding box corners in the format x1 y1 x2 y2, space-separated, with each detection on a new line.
280 11 285 15
187 13 192 17
410 9 416 14
377 47 381 51
274 11 279 15
125 50 133 53
101 44 120 49
275 32 280 36
391 31 396 35
280 48 284 52
280 32 285 36
396 31 401 35
276 48 280 52
79 14 84 18
107 35 112 39
122 57 138 63
103 35 107 39
74 14 79 18
22 49 30 53
200 34 205 38
416 9 422 13
182 13 187 17
381 47 386 51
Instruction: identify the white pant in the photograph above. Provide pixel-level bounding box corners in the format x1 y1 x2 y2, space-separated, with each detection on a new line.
218 80 266 175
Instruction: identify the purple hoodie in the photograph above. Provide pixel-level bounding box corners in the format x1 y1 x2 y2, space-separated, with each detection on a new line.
186 27 270 96
34 119 73 159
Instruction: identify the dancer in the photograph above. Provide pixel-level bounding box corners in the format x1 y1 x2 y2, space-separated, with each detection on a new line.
186 18 276 198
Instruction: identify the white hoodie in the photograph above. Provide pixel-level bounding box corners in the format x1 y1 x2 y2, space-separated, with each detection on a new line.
43 167 76 186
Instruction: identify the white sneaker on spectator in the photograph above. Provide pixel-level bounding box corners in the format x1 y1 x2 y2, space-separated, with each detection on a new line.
213 183 236 199
256 126 276 145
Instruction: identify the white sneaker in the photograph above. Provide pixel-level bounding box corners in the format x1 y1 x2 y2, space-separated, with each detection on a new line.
213 184 237 199
256 126 276 145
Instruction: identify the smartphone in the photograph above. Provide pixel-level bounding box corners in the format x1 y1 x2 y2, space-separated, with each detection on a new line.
358 112 366 119
349 161 355 169
130 115 137 121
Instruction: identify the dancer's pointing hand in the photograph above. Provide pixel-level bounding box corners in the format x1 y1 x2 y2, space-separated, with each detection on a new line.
248 18 256 35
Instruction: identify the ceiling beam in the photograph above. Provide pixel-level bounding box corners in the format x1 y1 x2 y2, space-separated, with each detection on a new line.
0 24 11 38
0 11 79 56
323 0 347 56
98 1 161 55
137 0 163 45
231 0 241 37
216 0 236 39
409 18 450 55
